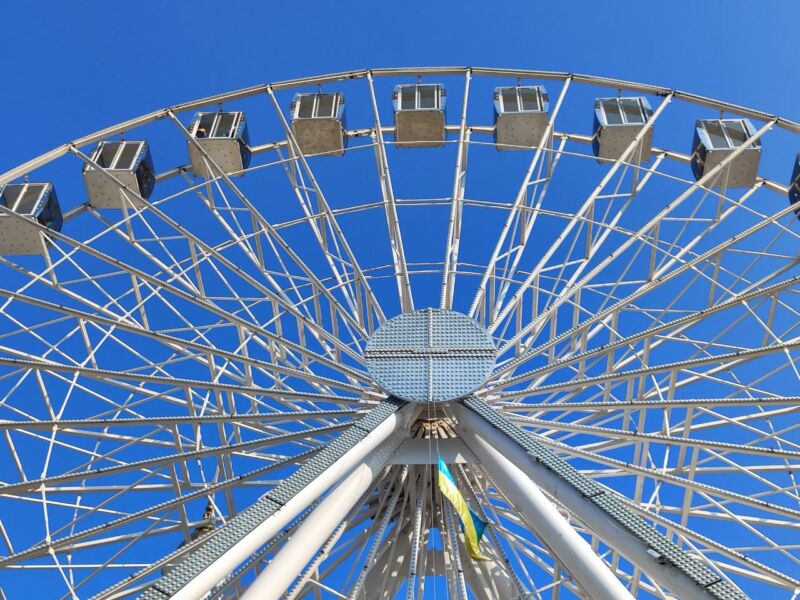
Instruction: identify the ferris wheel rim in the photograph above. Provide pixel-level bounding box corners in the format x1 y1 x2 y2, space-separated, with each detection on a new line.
2 65 799 189
0 65 798 600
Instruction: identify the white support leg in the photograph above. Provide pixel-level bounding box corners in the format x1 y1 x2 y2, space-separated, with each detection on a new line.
456 403 726 600
241 438 398 600
168 404 412 600
455 405 634 600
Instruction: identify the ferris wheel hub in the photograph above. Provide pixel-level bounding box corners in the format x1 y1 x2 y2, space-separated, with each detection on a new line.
364 308 496 403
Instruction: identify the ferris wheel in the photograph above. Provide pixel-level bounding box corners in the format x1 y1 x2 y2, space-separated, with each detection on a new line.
0 66 799 600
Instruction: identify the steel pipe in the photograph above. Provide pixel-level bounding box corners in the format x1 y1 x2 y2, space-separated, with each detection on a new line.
240 438 400 600
455 409 634 600
168 404 412 600
455 403 721 600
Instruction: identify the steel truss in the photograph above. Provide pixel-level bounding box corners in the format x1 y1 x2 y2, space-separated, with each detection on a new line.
0 67 798 599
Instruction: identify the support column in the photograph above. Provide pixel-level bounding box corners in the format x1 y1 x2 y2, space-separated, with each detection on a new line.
455 398 746 600
457 413 633 600
139 399 412 600
241 434 400 600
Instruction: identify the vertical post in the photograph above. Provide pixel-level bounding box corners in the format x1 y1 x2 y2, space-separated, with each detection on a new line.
348 466 408 599
442 501 469 600
440 69 472 309
405 469 427 599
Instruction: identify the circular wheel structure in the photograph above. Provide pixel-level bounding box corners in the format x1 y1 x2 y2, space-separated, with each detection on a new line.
0 67 799 600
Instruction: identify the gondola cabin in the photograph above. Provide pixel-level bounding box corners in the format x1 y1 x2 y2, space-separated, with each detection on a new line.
83 141 155 209
392 84 446 148
290 93 347 156
592 97 653 162
691 119 761 189
0 183 63 255
188 111 251 178
789 155 800 218
493 85 549 150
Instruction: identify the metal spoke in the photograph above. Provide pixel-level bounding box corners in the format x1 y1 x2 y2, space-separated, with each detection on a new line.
0 67 797 599
367 72 414 313
440 69 472 309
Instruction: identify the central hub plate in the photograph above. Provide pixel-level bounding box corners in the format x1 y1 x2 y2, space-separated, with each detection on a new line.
364 308 496 403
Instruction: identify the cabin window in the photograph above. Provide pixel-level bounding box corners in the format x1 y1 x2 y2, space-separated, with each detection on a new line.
115 143 140 170
599 98 648 126
97 142 122 168
519 88 541 112
293 94 342 119
316 94 335 118
396 85 443 110
15 186 44 214
195 113 216 138
418 85 437 109
500 88 518 113
702 120 752 150
620 99 645 124
214 113 237 138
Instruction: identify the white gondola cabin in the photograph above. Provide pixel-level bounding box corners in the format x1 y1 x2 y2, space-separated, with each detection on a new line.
290 93 347 156
0 183 63 255
493 85 549 150
592 97 653 162
392 84 446 147
188 111 251 178
83 141 155 209
789 155 800 218
691 119 761 189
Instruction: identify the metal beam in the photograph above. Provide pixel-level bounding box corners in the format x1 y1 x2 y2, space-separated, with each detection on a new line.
488 91 674 335
0 451 319 567
440 69 472 309
348 466 408 599
240 439 401 599
494 119 777 370
509 414 800 461
99 399 412 600
0 203 369 388
265 87 385 327
0 423 345 497
486 268 800 394
0 409 361 432
4 66 799 187
469 75 572 322
366 71 413 313
456 414 633 599
389 438 475 464
454 397 747 600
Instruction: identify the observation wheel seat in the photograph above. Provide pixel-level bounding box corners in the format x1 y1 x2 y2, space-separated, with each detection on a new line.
188 111 251 178
592 96 654 162
290 92 347 156
0 182 62 255
493 85 550 150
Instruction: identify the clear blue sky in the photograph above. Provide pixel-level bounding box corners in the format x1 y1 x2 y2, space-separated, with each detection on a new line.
1 1 797 172
0 2 798 598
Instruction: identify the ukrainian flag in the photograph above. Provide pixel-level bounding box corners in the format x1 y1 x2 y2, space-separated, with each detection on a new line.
437 455 488 560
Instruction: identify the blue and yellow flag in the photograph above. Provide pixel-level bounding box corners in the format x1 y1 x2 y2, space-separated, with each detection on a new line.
437 455 488 560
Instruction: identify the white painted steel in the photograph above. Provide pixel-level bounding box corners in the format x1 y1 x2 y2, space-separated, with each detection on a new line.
455 408 634 600
240 442 398 600
0 67 798 599
170 406 411 600
456 404 719 600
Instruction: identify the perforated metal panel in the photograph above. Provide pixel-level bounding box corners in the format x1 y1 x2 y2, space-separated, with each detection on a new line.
364 309 496 403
